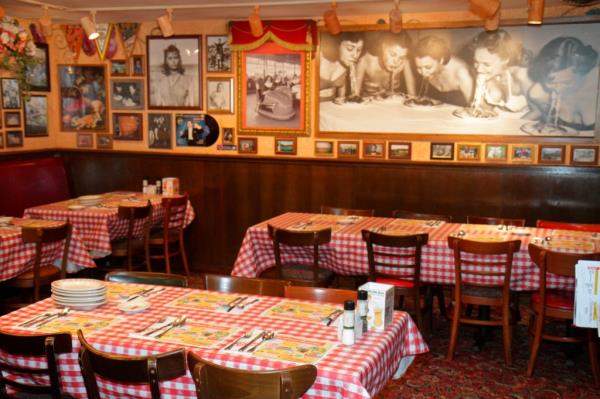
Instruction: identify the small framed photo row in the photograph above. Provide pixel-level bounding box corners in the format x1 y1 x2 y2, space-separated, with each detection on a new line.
24 95 48 137
275 137 297 155
430 142 454 160
1 78 20 109
148 113 172 149
222 127 235 145
485 144 508 162
110 59 128 76
110 79 145 110
538 144 565 164
6 130 23 147
457 143 481 162
112 113 143 141
96 133 113 149
510 144 535 163
4 111 21 128
238 137 257 154
131 55 145 76
363 140 385 159
570 145 598 166
388 142 411 160
206 35 231 73
206 78 234 114
337 141 359 159
76 132 94 148
315 140 334 157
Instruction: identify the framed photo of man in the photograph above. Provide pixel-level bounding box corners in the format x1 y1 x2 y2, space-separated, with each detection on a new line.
25 43 50 91
147 35 202 110
207 78 233 114
207 35 231 73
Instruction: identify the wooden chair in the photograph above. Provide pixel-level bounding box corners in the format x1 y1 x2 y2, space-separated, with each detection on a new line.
392 210 453 222
77 330 186 399
536 219 600 233
526 244 600 386
2 222 71 311
361 230 428 331
320 206 374 217
105 271 188 287
259 225 335 287
446 237 521 365
284 286 357 303
204 274 291 297
466 216 526 227
0 330 73 399
146 194 190 277
108 201 152 271
187 352 317 399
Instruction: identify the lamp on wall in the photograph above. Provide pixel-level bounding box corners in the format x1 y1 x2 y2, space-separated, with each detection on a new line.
249 5 263 37
80 10 99 40
39 5 52 37
469 0 500 19
157 8 174 37
389 0 402 33
528 0 544 25
484 9 500 31
323 1 341 35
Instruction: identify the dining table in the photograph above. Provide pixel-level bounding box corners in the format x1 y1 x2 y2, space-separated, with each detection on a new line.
232 212 600 291
23 191 195 259
0 281 428 399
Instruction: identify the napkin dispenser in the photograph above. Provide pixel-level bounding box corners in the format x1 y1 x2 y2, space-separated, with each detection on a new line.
162 177 180 196
574 260 600 332
358 282 394 331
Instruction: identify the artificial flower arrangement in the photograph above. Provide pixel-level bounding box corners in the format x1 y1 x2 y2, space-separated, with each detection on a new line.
0 16 38 94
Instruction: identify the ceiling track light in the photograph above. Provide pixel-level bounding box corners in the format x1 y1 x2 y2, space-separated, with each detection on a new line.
389 0 402 34
249 5 263 37
80 10 99 40
324 0 341 35
157 8 174 38
484 9 500 31
528 0 544 25
39 5 52 37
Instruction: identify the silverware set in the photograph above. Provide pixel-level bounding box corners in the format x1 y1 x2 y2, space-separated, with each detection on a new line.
126 287 165 302
19 308 70 328
225 297 259 311
322 309 343 326
237 330 275 352
425 220 443 227
141 315 187 338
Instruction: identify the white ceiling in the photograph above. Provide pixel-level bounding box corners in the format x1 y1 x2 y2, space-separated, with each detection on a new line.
2 0 574 23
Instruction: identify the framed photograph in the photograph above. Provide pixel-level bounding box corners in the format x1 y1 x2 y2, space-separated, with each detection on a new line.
112 113 143 140
110 79 144 110
430 143 454 160
0 132 4 149
570 145 598 165
363 140 385 158
4 111 21 128
147 35 202 109
207 78 234 113
1 78 20 109
24 95 48 137
315 140 334 157
110 59 128 76
25 43 50 91
59 65 107 131
222 127 235 145
207 35 231 73
148 113 172 149
96 133 113 149
238 137 258 154
275 137 297 155
131 55 145 76
175 113 219 147
238 42 310 135
76 132 94 148
457 143 481 161
337 141 359 159
485 144 508 162
388 142 411 160
511 144 535 163
538 144 566 164
6 130 23 147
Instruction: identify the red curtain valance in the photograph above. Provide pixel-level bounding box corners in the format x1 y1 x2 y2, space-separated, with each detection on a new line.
229 19 317 52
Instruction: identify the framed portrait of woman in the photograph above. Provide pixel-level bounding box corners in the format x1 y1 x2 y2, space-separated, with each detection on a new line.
147 35 202 110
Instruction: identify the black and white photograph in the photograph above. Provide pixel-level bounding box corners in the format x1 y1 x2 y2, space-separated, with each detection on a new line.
147 35 202 109
4 111 21 128
24 95 48 136
148 113 172 149
1 78 20 109
318 24 600 138
6 130 23 147
222 127 235 145
25 43 50 91
570 146 598 165
539 145 565 164
363 141 385 158
111 80 144 110
207 78 233 113
430 143 454 160
388 142 411 160
175 113 218 147
337 141 359 158
207 35 231 73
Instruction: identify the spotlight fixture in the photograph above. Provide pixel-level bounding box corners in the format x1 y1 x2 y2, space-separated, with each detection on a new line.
484 10 500 31
528 0 544 25
157 8 174 38
323 0 341 35
249 5 263 37
469 0 500 20
0 6 5 18
389 0 403 34
39 5 52 37
80 10 99 40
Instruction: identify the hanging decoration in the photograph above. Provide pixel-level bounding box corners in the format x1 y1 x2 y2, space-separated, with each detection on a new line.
116 22 140 58
0 17 38 94
29 23 46 43
82 34 96 56
61 24 84 59
229 19 317 52
93 23 114 61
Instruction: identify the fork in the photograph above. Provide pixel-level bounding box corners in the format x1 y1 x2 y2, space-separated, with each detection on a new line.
155 315 187 338
247 331 275 352
35 308 70 327
135 317 167 334
239 330 267 351
20 312 53 327
224 331 252 350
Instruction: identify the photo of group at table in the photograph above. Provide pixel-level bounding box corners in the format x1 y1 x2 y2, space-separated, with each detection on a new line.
319 23 599 136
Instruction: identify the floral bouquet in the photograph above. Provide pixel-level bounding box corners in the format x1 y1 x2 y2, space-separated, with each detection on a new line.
0 17 38 93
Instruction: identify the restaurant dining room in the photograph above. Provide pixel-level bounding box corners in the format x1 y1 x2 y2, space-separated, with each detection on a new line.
1 0 600 397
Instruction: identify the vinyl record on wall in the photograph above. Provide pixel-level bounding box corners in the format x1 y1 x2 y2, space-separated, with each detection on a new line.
175 113 220 147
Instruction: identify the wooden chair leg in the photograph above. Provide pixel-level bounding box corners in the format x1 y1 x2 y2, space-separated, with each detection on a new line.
434 284 447 319
164 242 171 274
414 292 423 333
588 330 599 387
145 243 152 272
447 301 460 361
502 305 512 366
526 312 544 377
179 236 191 278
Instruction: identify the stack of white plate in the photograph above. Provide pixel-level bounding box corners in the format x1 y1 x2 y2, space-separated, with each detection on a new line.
51 279 107 310
78 195 102 207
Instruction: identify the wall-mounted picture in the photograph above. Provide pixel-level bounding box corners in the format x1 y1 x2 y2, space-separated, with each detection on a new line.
76 132 94 148
207 35 231 73
175 113 219 146
511 144 535 163
0 132 4 148
315 140 334 156
148 113 172 149
430 143 454 160
147 35 202 109
207 78 234 113
96 133 113 149
318 24 600 138
239 42 309 135
238 137 257 154
222 127 235 145
485 144 508 162
363 141 385 158
131 55 145 76
570 145 598 165
59 65 107 131
538 144 565 164
4 111 21 128
457 144 481 161
6 130 23 147
110 79 144 110
1 78 20 109
112 113 143 140
275 137 297 155
110 59 128 76
24 95 48 137
25 43 50 91
337 141 359 159
388 142 411 160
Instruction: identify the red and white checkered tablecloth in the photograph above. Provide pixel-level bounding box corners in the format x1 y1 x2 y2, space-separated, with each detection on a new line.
232 213 600 291
0 218 96 282
0 282 428 399
23 192 195 258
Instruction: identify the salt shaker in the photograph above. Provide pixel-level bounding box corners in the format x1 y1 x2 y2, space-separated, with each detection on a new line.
342 300 355 346
357 290 368 334
155 179 162 194
142 177 148 193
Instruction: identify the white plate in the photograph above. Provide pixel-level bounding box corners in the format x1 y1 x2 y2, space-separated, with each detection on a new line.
78 195 102 201
0 216 12 224
52 292 106 301
53 300 106 311
52 279 105 292
52 294 105 303
118 299 150 313
68 205 85 211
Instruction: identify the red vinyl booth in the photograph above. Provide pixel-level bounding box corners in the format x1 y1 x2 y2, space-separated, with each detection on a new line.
536 220 600 233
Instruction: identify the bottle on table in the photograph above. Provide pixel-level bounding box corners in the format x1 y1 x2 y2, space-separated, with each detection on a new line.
342 299 355 346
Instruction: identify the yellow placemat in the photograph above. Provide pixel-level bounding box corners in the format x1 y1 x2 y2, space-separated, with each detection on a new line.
551 230 599 240
156 323 238 348
167 292 239 311
35 314 118 335
253 335 336 364
106 284 145 300
388 218 429 227
548 240 596 251
263 301 339 323
12 219 65 228
460 234 507 243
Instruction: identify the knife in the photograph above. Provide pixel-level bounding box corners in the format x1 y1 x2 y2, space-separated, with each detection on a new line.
326 310 344 326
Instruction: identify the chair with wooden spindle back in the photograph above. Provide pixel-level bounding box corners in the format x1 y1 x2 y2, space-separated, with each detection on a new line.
187 352 317 399
392 210 453 222
0 330 73 399
466 216 526 227
536 219 600 233
108 201 152 271
320 206 374 217
105 271 188 287
446 237 521 365
204 274 291 297
284 285 357 303
526 244 600 386
77 330 186 399
361 230 428 331
147 194 190 276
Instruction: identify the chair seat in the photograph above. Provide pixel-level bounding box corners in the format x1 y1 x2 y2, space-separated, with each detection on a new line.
531 290 574 311
375 277 415 288
110 237 145 257
8 265 61 287
462 285 503 298
280 264 335 285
